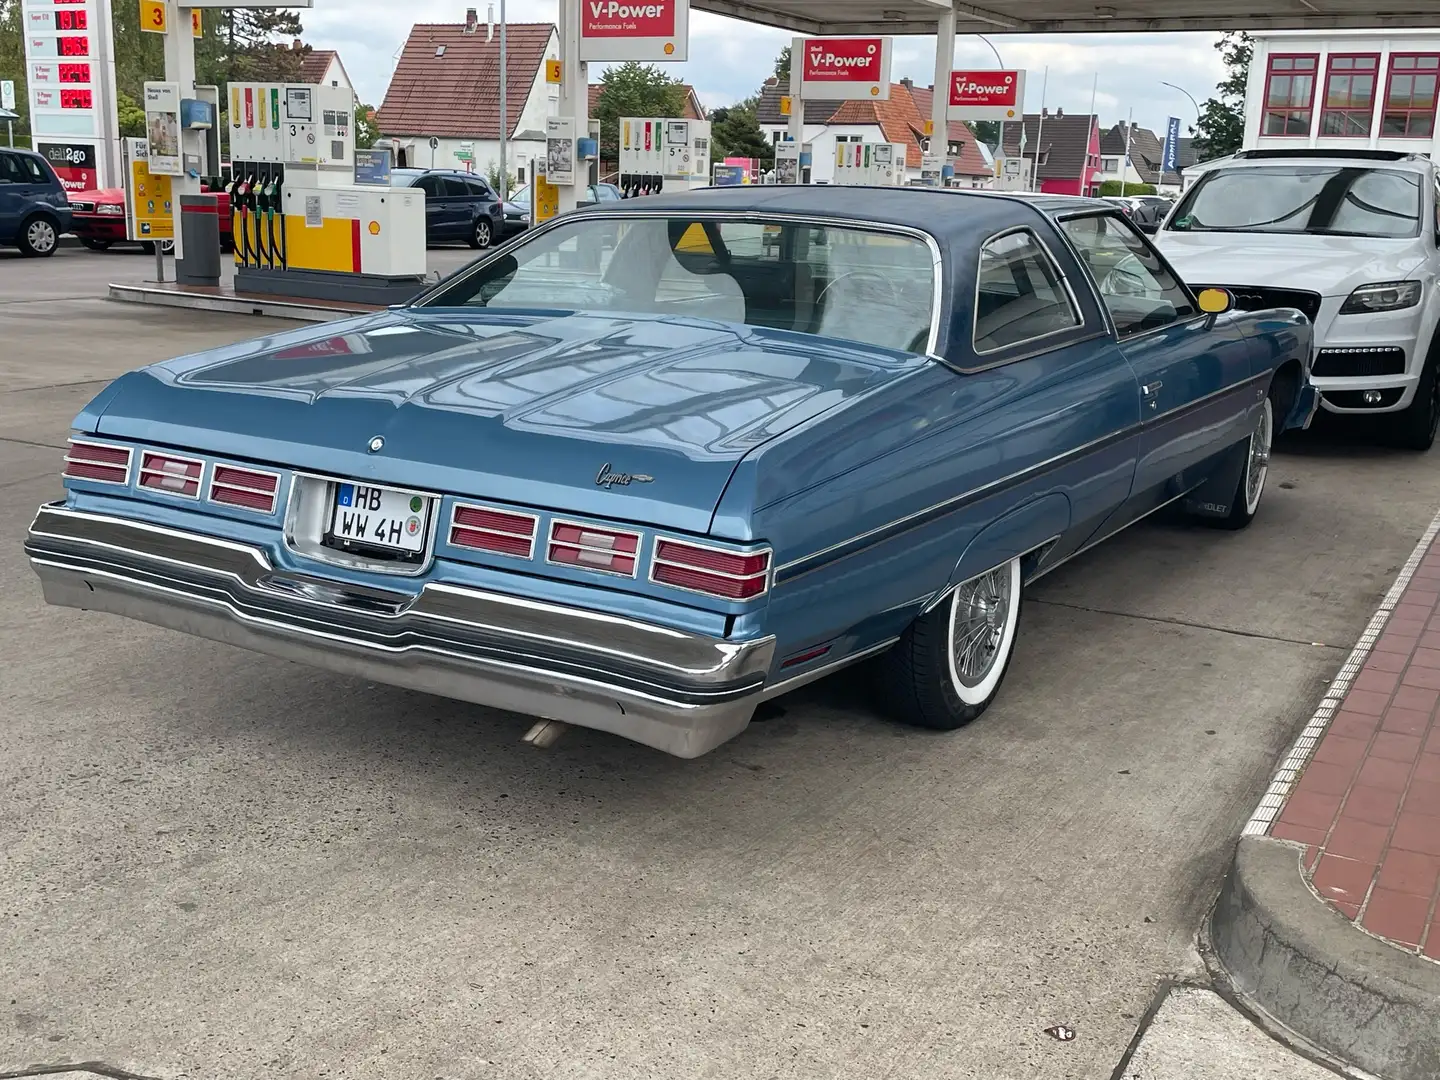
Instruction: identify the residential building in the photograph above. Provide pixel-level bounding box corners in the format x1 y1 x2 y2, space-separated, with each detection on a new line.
1243 29 1440 158
1098 121 1188 193
376 17 559 181
298 47 353 93
998 111 1102 196
754 77 992 185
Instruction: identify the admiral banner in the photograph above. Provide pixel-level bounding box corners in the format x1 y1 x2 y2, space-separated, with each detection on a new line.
579 0 688 62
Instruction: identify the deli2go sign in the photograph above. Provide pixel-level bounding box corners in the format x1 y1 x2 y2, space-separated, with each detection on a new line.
579 0 688 62
796 36 892 101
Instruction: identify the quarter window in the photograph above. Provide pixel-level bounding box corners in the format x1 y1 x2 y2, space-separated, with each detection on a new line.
1263 54 1319 136
0 153 21 183
1061 214 1196 337
1320 54 1379 137
1383 54 1440 137
973 230 1081 354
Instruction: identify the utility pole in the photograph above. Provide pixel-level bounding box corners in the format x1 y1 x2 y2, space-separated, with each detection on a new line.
1120 106 1133 198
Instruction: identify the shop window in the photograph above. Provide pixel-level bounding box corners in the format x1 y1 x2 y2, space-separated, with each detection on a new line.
1263 54 1319 136
1383 54 1440 137
1319 54 1379 136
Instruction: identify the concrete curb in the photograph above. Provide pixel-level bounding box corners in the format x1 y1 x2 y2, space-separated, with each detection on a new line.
1211 834 1440 1080
107 281 359 323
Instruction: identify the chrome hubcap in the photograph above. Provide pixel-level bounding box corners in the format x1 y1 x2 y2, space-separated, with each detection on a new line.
1245 399 1272 512
28 221 55 252
953 564 1012 688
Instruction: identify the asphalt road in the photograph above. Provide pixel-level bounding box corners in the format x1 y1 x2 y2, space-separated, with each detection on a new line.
2 253 1436 1080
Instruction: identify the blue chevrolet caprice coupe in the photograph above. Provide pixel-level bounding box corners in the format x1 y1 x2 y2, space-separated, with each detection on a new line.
25 186 1317 758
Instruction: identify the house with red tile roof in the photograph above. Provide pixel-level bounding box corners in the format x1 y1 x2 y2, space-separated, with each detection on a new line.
376 19 560 181
755 77 993 185
297 47 353 94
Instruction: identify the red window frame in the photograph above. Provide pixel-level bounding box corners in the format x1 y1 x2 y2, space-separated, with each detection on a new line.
1262 53 1320 137
1382 53 1440 138
1319 53 1380 137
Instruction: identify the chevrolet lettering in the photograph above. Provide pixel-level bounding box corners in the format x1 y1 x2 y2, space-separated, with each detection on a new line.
25 188 1317 758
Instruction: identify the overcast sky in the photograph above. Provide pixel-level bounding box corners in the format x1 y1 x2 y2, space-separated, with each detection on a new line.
302 0 1228 138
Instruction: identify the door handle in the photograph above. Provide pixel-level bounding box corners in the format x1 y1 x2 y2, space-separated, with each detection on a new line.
1142 381 1162 409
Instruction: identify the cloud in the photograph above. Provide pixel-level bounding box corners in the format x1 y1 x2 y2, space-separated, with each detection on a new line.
306 3 1225 138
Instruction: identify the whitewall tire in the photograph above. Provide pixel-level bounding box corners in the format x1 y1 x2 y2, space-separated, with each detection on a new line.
877 555 1024 731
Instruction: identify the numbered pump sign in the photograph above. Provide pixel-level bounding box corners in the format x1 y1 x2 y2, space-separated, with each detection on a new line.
796 37 892 101
579 0 688 62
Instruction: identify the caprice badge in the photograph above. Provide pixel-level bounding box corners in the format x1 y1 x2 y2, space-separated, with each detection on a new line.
368 436 385 453
595 463 654 489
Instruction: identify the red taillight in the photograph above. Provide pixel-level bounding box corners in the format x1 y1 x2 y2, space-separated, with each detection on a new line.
63 440 132 486
450 503 538 558
547 521 641 577
138 451 204 498
651 539 771 600
209 464 280 514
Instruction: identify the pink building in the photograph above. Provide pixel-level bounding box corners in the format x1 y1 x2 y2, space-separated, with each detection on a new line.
999 110 1103 197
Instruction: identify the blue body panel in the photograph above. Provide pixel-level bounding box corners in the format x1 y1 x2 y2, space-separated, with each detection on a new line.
63 187 1316 688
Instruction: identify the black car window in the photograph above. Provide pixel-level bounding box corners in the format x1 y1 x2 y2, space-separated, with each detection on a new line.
19 155 47 183
0 153 21 183
413 175 444 198
973 229 1082 354
1061 213 1196 337
442 176 472 198
466 179 492 199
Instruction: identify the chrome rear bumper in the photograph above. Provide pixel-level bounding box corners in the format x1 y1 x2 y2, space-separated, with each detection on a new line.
24 504 775 758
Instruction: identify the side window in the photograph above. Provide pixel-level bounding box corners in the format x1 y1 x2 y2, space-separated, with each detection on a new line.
1060 213 1196 337
414 175 443 198
973 229 1082 353
0 153 20 183
441 176 472 198
20 155 47 183
466 179 492 199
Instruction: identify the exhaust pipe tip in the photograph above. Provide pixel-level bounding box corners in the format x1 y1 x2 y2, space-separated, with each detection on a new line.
522 719 569 749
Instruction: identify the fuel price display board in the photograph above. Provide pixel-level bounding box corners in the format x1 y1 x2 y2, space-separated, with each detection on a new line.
22 0 116 186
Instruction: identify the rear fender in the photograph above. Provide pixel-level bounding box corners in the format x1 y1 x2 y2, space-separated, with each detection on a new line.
924 493 1071 612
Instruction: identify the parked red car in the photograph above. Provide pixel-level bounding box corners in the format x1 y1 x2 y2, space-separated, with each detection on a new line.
69 185 232 253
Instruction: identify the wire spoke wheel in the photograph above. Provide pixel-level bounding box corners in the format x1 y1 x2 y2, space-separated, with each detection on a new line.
1244 396 1273 515
950 563 1014 690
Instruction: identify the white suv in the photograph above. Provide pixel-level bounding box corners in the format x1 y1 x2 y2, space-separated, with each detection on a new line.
1156 149 1440 449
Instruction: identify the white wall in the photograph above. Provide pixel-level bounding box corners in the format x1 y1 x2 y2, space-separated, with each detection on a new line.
318 56 352 92
1245 29 1440 158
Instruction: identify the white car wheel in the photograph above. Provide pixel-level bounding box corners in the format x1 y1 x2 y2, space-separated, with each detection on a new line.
947 556 1022 707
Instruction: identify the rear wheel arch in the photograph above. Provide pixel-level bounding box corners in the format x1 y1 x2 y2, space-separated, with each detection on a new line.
934 492 1072 606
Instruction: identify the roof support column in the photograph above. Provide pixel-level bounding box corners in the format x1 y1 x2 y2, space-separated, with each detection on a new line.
931 4 955 185
557 0 587 212
787 46 803 151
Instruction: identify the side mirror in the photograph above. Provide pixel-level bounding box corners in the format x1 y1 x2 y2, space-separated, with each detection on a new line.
1197 287 1234 315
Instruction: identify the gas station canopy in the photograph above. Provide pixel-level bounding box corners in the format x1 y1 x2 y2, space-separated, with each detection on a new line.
692 0 1440 37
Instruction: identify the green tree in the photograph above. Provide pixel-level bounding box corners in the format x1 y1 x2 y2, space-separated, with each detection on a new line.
710 103 772 167
593 61 685 160
970 120 999 147
116 89 147 138
485 161 518 192
773 46 790 83
1098 180 1156 196
0 0 33 145
1191 31 1251 162
355 103 379 149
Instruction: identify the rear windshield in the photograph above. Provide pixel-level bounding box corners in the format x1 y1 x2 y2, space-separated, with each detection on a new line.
1166 164 1422 238
417 215 939 354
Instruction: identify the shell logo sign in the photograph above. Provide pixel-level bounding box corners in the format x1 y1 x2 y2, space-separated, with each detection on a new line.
579 0 689 62
947 69 1028 121
795 36 893 102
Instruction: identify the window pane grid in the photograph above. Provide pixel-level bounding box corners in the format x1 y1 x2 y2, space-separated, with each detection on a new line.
1383 55 1440 138
1263 54 1318 137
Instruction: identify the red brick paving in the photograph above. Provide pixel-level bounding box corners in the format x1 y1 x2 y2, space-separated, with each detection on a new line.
1271 541 1440 962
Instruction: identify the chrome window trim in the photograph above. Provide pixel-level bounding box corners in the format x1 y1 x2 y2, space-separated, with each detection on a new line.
545 516 643 579
447 500 539 561
206 464 283 516
283 471 443 578
409 208 947 358
63 438 134 487
969 225 1088 359
647 534 774 601
137 450 206 502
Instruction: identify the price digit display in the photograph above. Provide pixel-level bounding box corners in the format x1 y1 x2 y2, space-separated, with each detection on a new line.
58 63 91 84
58 36 89 57
55 10 88 30
60 89 92 110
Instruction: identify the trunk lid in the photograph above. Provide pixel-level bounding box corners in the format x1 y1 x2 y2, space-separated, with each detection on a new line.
94 310 921 534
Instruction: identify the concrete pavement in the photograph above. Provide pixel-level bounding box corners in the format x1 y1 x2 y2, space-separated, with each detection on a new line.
3 258 1434 1079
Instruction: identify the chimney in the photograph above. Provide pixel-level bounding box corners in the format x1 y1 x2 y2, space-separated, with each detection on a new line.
900 76 912 89
1041 107 1049 118
464 7 478 32
1056 107 1064 118
292 38 302 50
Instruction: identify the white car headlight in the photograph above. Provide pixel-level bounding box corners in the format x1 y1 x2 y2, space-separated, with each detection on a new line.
95 204 125 216
1339 280 1421 315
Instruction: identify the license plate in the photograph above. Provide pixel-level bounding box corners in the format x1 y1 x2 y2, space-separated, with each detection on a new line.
328 482 430 554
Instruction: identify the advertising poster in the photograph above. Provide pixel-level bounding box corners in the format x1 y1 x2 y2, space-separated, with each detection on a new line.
143 81 182 175
36 141 97 194
947 69 1026 122
797 36 891 101
353 148 393 186
122 137 174 241
579 0 688 62
545 116 576 187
